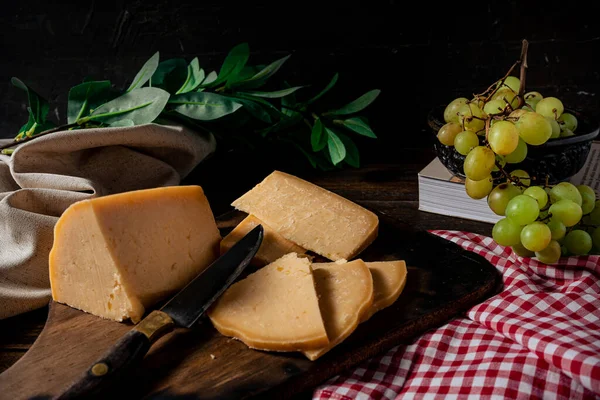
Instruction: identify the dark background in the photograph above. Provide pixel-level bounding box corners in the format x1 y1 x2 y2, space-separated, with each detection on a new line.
1 1 599 203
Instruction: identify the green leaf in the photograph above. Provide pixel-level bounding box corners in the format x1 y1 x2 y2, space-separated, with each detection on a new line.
233 97 272 123
152 58 187 87
339 116 377 138
176 58 206 94
240 86 305 99
203 43 250 88
127 51 160 92
337 132 360 167
229 55 291 89
11 77 49 124
311 119 327 152
233 93 284 119
67 80 112 124
327 89 381 115
82 87 170 126
325 127 346 165
17 109 36 137
200 71 218 88
109 119 135 127
306 73 338 105
168 92 242 121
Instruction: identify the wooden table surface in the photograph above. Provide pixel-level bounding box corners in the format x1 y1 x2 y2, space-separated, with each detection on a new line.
0 145 495 380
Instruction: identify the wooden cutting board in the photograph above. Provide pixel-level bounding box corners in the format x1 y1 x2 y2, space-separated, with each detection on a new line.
0 209 502 400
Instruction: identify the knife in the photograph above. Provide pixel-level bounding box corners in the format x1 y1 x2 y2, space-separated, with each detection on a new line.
52 224 264 400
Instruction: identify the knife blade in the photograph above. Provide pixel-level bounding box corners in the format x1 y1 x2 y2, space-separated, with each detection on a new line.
53 224 264 400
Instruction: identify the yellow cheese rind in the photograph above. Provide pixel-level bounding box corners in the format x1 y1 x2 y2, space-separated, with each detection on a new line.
220 215 306 266
302 259 374 361
361 261 408 322
49 185 221 323
207 253 329 352
231 171 379 261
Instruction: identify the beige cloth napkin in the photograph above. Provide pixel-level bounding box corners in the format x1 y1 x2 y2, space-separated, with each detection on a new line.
0 123 216 320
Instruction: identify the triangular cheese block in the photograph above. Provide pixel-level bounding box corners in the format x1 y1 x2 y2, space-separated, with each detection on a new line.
361 261 408 322
207 253 329 352
49 186 221 323
231 171 379 261
302 259 374 361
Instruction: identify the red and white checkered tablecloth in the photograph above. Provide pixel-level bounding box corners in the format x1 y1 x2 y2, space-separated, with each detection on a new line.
313 230 600 400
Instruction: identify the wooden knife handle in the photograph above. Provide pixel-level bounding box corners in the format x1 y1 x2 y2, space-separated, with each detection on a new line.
53 310 175 400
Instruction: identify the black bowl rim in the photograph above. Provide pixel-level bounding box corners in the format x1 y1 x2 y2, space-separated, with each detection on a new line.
428 104 600 147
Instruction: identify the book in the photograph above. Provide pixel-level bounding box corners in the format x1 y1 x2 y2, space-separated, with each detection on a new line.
418 141 600 224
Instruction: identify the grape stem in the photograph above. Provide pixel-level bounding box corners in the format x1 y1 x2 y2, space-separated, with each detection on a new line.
517 39 529 108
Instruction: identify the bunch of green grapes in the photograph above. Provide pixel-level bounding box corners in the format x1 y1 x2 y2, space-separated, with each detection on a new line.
438 75 600 264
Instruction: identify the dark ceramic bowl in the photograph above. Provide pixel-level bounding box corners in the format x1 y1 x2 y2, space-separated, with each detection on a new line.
428 104 600 184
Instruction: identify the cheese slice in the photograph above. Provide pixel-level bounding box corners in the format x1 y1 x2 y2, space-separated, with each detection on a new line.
231 171 379 261
361 261 408 322
49 186 221 323
302 259 374 361
207 253 329 352
220 214 306 266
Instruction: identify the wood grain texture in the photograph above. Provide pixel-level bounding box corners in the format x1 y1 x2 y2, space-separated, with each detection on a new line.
0 209 502 400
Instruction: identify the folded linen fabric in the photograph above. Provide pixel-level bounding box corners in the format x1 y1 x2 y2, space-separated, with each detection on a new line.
0 124 215 320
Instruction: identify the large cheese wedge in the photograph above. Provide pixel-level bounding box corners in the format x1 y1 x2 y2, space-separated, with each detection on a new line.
302 259 374 361
361 261 408 322
231 171 379 261
207 253 329 351
49 186 221 323
220 214 306 266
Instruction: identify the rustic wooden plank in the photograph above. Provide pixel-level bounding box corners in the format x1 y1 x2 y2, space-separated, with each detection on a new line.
0 210 501 400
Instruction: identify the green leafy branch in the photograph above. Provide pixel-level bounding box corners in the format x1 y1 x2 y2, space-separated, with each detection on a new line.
3 44 380 169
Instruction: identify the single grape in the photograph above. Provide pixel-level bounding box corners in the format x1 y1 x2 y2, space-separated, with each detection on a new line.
535 240 561 264
437 122 463 146
492 218 523 246
585 200 600 224
560 128 575 138
515 112 553 145
557 112 578 132
497 76 521 93
511 243 535 257
488 120 519 155
593 227 600 250
492 88 520 109
576 185 596 214
535 97 564 119
483 99 507 116
505 194 540 225
509 169 531 187
546 117 561 139
546 219 566 241
504 138 528 164
509 109 529 119
444 97 469 124
487 183 522 216
523 186 548 209
550 182 583 206
548 199 583 227
520 222 552 252
457 103 487 132
524 91 543 109
463 146 496 181
454 131 480 156
465 176 493 199
564 230 593 255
